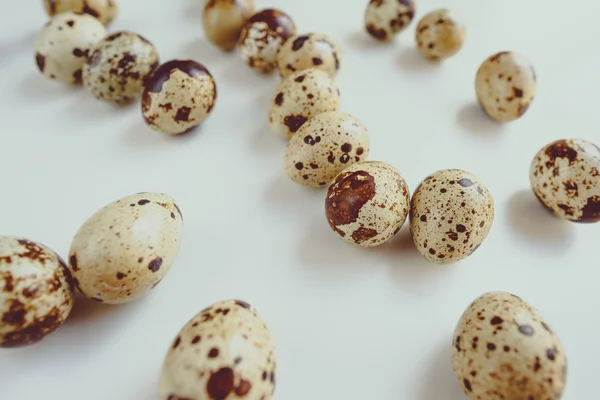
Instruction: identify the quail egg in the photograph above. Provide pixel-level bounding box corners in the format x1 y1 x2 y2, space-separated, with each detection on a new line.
34 12 106 84
269 68 341 140
68 192 183 304
277 33 341 78
475 51 536 122
453 291 567 400
530 138 600 223
326 161 410 247
142 59 217 135
83 31 160 104
159 299 276 400
410 169 494 264
415 9 466 61
203 0 255 51
364 0 415 41
0 236 74 348
44 0 118 25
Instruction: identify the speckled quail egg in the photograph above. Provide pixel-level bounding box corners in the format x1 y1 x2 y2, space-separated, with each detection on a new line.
325 162 410 247
34 12 106 85
68 192 182 304
239 8 296 73
475 51 536 122
284 111 369 188
44 0 118 25
83 31 160 104
530 138 600 223
203 0 255 51
452 291 567 400
0 236 74 348
277 33 341 78
269 69 341 140
159 299 277 400
364 0 415 41
410 169 494 264
415 9 466 61
142 59 217 135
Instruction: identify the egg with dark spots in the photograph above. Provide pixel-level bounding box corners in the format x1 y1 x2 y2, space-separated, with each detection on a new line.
44 0 118 25
326 161 410 247
203 0 255 51
415 9 466 61
83 31 159 104
239 8 296 73
159 299 276 400
277 33 341 78
0 236 74 348
530 138 600 223
452 292 567 400
142 59 217 135
284 111 369 188
410 169 494 264
34 12 106 84
364 0 415 41
475 51 536 122
269 68 341 140
68 192 182 304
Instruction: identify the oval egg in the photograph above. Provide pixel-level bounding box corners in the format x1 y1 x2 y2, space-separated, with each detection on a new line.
203 0 256 51
452 291 567 400
277 33 341 78
68 192 183 304
159 299 276 400
1 236 74 348
410 169 494 264
269 68 341 140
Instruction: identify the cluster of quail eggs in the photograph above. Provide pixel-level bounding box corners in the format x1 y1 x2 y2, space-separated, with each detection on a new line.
34 0 217 135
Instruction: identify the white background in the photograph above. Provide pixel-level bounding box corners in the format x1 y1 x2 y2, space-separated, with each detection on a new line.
0 0 598 399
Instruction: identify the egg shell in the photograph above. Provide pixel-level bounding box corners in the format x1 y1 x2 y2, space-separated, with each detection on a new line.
239 8 296 73
159 299 276 400
364 0 415 41
325 162 410 247
475 51 536 122
44 0 118 25
277 33 341 78
83 31 160 104
0 236 74 348
34 12 106 85
142 59 217 135
284 111 369 188
203 0 255 51
415 9 466 61
68 192 183 304
410 169 494 264
530 138 600 223
452 291 567 400
269 69 341 140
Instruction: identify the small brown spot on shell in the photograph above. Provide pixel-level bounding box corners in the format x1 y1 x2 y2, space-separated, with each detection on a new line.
148 257 163 273
207 367 234 400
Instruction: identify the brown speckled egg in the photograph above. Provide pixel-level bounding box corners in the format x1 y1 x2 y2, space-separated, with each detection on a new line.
34 12 106 85
415 9 466 61
141 59 217 135
452 291 567 400
325 162 410 247
44 0 118 25
364 0 415 41
277 33 341 78
410 169 494 264
68 192 183 304
0 236 74 348
239 8 296 73
475 51 536 122
530 139 600 223
83 31 159 104
159 299 276 400
203 0 255 51
284 111 369 188
269 69 341 140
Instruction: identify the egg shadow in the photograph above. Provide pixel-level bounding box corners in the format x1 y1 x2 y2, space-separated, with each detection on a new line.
16 73 81 102
397 47 441 74
181 37 231 69
419 339 466 400
505 189 575 254
346 30 391 51
219 60 279 91
457 102 506 136
263 175 323 213
122 120 202 148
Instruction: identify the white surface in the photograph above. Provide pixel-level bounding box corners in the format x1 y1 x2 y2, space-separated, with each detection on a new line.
0 1 598 399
